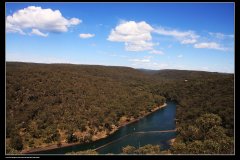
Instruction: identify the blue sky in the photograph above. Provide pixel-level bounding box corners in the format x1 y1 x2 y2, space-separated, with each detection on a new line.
6 2 234 73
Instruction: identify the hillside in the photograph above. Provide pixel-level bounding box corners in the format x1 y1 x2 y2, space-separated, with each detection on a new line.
149 70 234 154
6 62 234 154
6 62 165 153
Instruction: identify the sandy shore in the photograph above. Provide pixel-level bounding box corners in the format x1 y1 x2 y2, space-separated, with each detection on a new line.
21 102 167 154
169 138 176 145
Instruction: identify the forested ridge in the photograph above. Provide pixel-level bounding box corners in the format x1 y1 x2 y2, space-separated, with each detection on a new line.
6 62 165 153
151 70 234 154
6 62 234 154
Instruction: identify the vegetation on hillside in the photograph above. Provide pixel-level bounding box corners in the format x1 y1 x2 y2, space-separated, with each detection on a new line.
6 62 234 154
171 113 233 154
150 70 234 154
6 62 165 152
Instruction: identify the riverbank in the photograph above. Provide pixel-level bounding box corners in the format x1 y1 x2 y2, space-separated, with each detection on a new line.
169 138 176 145
21 142 80 154
117 103 167 129
21 102 167 154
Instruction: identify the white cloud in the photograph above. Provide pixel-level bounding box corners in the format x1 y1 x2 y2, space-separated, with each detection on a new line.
108 21 156 51
153 27 199 44
181 39 197 44
125 41 156 51
6 6 81 36
128 56 169 69
149 50 164 55
194 42 227 51
31 28 48 37
6 52 79 64
6 22 26 35
108 21 232 54
69 18 81 25
79 33 95 39
154 27 191 37
201 66 209 71
177 54 183 58
129 56 151 63
129 59 168 70
206 32 234 52
152 62 168 68
208 32 234 39
130 59 150 63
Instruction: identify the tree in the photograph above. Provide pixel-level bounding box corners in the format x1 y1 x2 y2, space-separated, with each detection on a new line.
172 113 233 154
6 144 20 154
217 137 234 154
28 139 35 148
206 126 226 140
154 95 165 105
66 131 78 143
136 144 161 154
66 149 98 155
186 140 204 154
10 133 23 151
57 139 62 147
171 142 187 154
179 125 202 142
202 139 221 154
122 144 162 154
195 113 222 138
122 145 136 154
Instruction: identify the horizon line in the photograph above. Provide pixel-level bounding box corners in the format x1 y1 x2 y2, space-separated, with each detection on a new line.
6 61 234 74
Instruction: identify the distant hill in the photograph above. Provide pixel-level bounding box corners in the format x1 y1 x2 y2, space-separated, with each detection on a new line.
137 68 232 80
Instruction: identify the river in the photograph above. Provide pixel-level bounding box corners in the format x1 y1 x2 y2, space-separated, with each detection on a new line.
31 101 177 154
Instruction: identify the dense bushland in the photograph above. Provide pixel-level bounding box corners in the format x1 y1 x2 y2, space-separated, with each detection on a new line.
6 62 234 154
6 62 165 152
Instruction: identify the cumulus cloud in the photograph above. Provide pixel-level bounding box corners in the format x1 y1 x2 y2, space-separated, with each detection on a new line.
31 28 48 37
6 6 81 36
108 20 232 53
194 42 227 51
149 50 164 55
79 33 95 39
108 21 156 51
153 27 199 44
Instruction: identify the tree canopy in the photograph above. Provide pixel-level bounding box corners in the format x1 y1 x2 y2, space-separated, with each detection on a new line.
6 62 234 154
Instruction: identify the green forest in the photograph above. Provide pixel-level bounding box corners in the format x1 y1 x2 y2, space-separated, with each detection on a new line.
6 62 234 154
